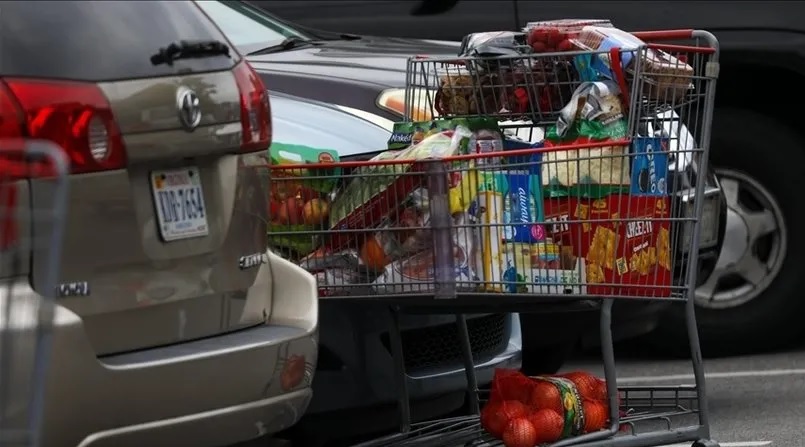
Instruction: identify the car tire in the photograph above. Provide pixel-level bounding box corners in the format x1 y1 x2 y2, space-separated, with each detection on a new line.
649 108 805 357
520 341 575 376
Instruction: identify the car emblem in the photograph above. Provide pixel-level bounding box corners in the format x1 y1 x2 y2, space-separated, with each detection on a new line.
176 86 201 131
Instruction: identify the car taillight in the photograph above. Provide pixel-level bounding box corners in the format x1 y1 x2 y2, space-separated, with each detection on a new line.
0 78 127 250
0 78 127 175
233 61 271 153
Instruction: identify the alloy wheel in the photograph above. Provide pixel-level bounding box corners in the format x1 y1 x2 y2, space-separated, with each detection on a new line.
694 168 787 309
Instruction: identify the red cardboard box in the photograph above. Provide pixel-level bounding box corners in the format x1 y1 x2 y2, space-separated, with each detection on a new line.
542 194 672 297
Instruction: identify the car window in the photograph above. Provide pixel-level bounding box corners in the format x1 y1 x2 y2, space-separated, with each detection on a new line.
0 1 238 82
195 1 311 52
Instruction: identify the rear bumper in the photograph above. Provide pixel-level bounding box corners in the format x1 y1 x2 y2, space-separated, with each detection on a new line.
3 252 318 447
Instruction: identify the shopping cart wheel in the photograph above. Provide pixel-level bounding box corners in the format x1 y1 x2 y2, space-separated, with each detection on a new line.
692 440 720 447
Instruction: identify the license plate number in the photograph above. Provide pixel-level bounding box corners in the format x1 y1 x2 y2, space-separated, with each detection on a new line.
150 167 209 242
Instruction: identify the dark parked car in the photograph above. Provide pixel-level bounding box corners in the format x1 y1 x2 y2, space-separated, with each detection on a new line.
245 0 793 357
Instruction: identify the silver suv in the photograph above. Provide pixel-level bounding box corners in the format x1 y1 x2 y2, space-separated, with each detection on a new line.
0 2 317 446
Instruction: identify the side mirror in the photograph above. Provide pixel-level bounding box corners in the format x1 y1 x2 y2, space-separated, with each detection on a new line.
411 0 459 16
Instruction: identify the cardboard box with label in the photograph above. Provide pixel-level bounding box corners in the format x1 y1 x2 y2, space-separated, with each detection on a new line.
542 195 673 297
498 242 587 295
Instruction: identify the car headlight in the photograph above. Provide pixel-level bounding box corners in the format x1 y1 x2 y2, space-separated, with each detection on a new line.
376 88 436 121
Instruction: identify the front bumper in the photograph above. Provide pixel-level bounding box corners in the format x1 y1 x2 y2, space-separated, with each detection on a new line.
306 308 521 416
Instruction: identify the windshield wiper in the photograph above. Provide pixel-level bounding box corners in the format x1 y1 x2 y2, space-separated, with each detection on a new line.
246 36 315 56
150 40 230 66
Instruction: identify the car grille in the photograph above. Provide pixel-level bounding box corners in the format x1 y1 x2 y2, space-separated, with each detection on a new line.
381 314 509 372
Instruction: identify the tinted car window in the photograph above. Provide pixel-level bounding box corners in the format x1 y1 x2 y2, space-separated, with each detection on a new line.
195 1 312 53
0 1 238 82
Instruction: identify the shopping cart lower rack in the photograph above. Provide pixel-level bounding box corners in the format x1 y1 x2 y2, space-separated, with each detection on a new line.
264 27 722 447
353 386 704 447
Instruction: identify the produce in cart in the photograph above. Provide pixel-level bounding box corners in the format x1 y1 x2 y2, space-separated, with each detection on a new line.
267 143 339 256
523 19 614 54
481 368 617 445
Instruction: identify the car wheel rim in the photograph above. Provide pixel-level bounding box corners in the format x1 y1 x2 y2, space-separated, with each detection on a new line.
694 168 787 309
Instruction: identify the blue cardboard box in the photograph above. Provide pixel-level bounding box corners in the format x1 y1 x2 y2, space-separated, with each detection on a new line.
502 170 546 243
630 137 669 196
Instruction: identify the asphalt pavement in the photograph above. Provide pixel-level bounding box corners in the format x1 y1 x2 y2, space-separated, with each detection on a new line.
245 347 805 447
240 347 805 447
564 346 805 447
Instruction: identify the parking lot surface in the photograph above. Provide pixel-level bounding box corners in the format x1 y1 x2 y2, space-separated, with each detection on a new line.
239 346 805 447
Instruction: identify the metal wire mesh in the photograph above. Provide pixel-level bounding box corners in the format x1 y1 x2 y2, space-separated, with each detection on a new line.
261 39 719 306
350 386 701 447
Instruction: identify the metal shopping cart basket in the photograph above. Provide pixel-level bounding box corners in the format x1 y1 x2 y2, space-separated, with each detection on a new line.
265 28 721 447
0 140 68 447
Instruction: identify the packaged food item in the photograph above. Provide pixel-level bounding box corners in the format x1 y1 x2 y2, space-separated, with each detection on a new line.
543 195 672 297
388 118 503 214
474 170 507 291
372 214 479 294
572 26 694 100
647 109 696 172
638 49 695 100
435 69 481 116
483 369 585 441
459 31 529 58
266 143 339 256
358 214 431 272
500 243 534 293
502 170 546 243
543 81 631 193
630 137 669 196
435 69 527 117
298 247 361 272
268 143 340 193
328 125 472 250
388 118 467 150
499 240 587 295
394 204 431 253
435 62 571 118
528 240 587 295
314 268 365 297
524 19 613 54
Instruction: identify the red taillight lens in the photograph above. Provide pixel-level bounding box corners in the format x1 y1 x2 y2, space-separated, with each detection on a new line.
0 78 127 175
233 61 272 153
0 78 128 250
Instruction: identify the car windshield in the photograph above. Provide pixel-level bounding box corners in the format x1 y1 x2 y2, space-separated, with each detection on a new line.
196 1 311 53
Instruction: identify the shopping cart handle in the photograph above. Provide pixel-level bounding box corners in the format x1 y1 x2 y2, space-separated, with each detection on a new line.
631 29 695 41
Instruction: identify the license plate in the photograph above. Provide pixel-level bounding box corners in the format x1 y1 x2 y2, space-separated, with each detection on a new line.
150 167 209 242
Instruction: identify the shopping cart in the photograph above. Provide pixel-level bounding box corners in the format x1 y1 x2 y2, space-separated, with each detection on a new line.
265 28 721 447
0 140 69 447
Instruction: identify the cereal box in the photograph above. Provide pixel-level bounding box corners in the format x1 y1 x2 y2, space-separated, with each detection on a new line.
542 195 672 297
